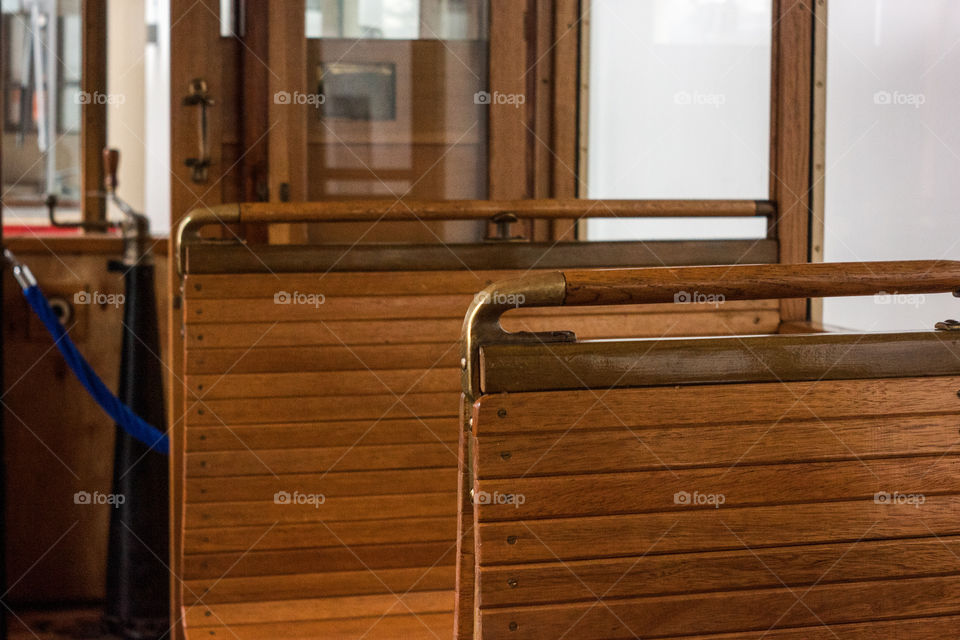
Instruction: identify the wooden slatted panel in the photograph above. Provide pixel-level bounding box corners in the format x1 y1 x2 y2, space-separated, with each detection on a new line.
179 270 781 639
470 376 960 639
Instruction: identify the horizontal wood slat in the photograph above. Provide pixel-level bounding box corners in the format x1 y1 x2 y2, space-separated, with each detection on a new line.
476 495 960 564
184 294 472 323
185 310 780 349
184 343 460 374
185 493 455 527
671 615 960 640
188 469 458 503
183 541 456 580
477 575 960 639
187 442 457 477
184 612 453 640
478 536 960 607
184 517 457 554
186 418 457 451
476 414 960 478
474 456 960 521
185 368 458 400
473 377 960 435
186 392 459 425
184 590 454 626
184 565 455 605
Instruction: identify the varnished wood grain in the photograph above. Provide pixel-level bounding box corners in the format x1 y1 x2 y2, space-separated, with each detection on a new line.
478 536 960 608
178 262 784 639
475 456 960 521
186 418 457 452
184 566 455 605
184 516 457 554
563 261 960 306
478 575 960 639
473 377 960 435
475 414 960 478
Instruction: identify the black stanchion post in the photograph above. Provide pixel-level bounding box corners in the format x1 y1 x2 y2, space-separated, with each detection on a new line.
102 149 169 639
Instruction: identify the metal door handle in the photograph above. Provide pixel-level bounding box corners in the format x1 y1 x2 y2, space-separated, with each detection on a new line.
183 78 214 183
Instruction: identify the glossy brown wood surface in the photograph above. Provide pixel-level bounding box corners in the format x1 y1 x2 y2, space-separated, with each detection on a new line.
466 372 960 639
231 198 773 222
563 260 960 306
180 263 777 639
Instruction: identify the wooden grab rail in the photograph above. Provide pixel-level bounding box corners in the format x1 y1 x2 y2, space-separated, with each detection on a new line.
562 261 960 306
459 260 960 399
175 199 774 275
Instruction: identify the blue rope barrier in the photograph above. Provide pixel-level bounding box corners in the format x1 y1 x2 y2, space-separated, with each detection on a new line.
21 282 169 455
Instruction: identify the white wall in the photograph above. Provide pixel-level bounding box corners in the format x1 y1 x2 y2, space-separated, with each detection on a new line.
105 0 170 236
823 0 960 331
107 0 146 218
144 0 171 235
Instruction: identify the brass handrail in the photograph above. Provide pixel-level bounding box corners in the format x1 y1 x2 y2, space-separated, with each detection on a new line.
174 198 775 276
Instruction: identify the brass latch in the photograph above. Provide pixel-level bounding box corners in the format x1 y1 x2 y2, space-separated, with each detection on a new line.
485 212 527 242
183 78 214 183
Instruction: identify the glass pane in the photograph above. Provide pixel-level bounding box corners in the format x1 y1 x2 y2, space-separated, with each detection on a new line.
586 0 771 240
822 1 960 331
2 0 83 224
304 0 489 241
307 0 480 40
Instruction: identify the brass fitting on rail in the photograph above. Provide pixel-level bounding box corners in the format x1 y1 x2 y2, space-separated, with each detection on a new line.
459 272 574 405
175 204 242 277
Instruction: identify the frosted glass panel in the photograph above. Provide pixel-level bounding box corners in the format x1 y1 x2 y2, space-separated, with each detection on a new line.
586 0 771 240
822 1 960 331
306 0 481 40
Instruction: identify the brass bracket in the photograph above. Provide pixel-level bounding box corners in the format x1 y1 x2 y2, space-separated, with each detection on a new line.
175 203 243 277
460 272 574 406
936 319 960 331
459 271 574 503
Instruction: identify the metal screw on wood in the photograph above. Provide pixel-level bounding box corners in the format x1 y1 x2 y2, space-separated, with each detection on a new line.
507 535 518 545
500 451 512 460
508 578 518 588
498 408 507 418
509 622 518 631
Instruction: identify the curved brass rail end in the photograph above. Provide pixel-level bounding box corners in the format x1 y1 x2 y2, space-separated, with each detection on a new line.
175 203 242 277
460 271 572 406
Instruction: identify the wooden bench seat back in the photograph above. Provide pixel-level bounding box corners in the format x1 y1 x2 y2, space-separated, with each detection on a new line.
178 241 778 640
461 260 960 639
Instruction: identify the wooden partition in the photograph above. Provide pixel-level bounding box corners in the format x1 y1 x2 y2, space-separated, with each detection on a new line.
460 261 960 639
176 239 779 639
